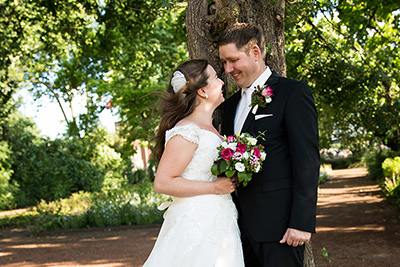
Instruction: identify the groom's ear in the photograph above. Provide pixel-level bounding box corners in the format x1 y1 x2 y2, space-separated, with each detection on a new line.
251 45 262 61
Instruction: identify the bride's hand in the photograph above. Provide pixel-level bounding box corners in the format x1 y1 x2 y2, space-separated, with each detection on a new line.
213 177 236 194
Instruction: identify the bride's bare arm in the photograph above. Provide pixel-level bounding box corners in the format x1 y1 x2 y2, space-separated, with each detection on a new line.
154 135 235 197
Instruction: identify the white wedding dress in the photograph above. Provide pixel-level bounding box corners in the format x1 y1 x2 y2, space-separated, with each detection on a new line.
143 124 244 267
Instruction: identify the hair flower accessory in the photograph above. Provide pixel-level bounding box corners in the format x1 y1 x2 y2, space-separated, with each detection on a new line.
250 84 274 114
171 71 187 93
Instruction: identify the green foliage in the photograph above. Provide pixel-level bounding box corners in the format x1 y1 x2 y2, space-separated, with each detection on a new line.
1 0 104 137
361 148 400 208
286 0 400 152
321 156 360 170
2 112 128 208
361 147 396 181
0 84 16 126
0 141 16 210
382 156 400 208
0 182 169 233
382 156 400 178
105 1 189 146
1 0 188 142
383 176 400 208
321 247 332 263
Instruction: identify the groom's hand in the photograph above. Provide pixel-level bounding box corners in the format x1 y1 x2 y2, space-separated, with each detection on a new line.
279 228 311 247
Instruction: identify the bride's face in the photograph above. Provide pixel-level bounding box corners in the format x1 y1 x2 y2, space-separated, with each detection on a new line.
203 65 225 106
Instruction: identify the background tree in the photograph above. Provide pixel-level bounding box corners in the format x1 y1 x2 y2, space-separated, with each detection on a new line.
1 0 187 142
285 0 400 153
100 1 188 152
0 0 189 207
1 0 106 138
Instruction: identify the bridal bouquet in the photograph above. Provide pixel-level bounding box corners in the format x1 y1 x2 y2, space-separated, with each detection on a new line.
211 132 266 187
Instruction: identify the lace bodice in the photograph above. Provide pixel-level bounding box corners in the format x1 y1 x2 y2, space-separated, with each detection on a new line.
165 124 222 182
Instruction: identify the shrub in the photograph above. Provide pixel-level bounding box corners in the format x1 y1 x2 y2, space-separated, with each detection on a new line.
361 147 395 181
382 157 400 179
382 157 400 208
4 113 126 207
10 138 107 207
0 141 16 210
0 182 169 233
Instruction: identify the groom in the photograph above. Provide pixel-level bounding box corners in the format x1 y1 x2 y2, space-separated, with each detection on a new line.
218 23 320 266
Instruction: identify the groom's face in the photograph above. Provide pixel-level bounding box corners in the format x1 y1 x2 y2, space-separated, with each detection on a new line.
219 42 259 88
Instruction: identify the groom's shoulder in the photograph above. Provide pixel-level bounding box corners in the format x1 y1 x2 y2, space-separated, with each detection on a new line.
272 72 306 86
273 72 310 90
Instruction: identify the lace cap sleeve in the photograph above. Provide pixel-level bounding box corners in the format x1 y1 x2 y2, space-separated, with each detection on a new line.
165 125 200 146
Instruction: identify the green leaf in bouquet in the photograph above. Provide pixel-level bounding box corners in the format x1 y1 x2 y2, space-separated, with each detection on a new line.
238 172 247 182
238 172 253 187
211 163 220 175
219 160 228 172
211 160 228 175
225 169 236 178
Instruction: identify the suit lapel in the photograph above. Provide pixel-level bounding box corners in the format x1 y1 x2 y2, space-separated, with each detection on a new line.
241 71 280 134
267 71 280 87
241 109 254 134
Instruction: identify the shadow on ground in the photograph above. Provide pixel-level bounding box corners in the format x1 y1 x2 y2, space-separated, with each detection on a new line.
0 168 399 267
312 168 400 267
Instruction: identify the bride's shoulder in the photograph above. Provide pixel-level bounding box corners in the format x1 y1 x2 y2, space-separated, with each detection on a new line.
166 121 200 145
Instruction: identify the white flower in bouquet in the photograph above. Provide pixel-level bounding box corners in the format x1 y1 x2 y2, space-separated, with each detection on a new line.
235 162 246 172
247 137 257 146
221 141 228 148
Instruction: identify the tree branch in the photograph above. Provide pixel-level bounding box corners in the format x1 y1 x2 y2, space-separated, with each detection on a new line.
31 80 70 124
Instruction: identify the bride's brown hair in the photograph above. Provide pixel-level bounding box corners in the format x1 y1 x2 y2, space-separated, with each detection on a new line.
153 59 209 162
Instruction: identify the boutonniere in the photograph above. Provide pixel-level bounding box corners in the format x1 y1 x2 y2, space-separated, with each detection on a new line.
249 84 274 114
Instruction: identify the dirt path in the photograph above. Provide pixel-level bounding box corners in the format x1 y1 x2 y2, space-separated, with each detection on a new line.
0 168 399 266
311 168 400 266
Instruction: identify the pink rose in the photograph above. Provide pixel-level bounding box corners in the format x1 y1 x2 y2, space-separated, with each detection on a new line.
262 86 273 97
221 148 234 161
236 143 247 154
226 135 235 142
252 147 261 158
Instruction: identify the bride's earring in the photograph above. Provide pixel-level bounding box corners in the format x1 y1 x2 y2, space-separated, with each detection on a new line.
205 94 208 99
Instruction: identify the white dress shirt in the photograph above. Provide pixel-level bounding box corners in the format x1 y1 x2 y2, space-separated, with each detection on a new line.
234 67 272 134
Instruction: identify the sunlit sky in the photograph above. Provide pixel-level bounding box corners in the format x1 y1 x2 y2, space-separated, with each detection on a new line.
15 88 118 139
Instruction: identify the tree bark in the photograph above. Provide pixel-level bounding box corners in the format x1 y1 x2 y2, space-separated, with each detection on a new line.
304 240 316 267
186 1 315 266
186 0 286 83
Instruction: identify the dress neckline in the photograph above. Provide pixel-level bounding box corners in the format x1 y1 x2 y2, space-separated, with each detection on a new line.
173 124 224 142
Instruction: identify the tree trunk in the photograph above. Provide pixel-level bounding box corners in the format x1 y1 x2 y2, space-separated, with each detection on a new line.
186 1 315 266
186 0 286 84
304 240 316 267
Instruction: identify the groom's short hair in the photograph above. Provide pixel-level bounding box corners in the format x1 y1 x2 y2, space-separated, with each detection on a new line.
218 23 266 57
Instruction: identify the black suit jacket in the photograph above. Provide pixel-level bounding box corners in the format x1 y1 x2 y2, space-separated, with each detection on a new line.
221 71 320 242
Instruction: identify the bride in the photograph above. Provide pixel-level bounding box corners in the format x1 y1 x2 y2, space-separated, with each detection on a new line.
143 59 244 267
